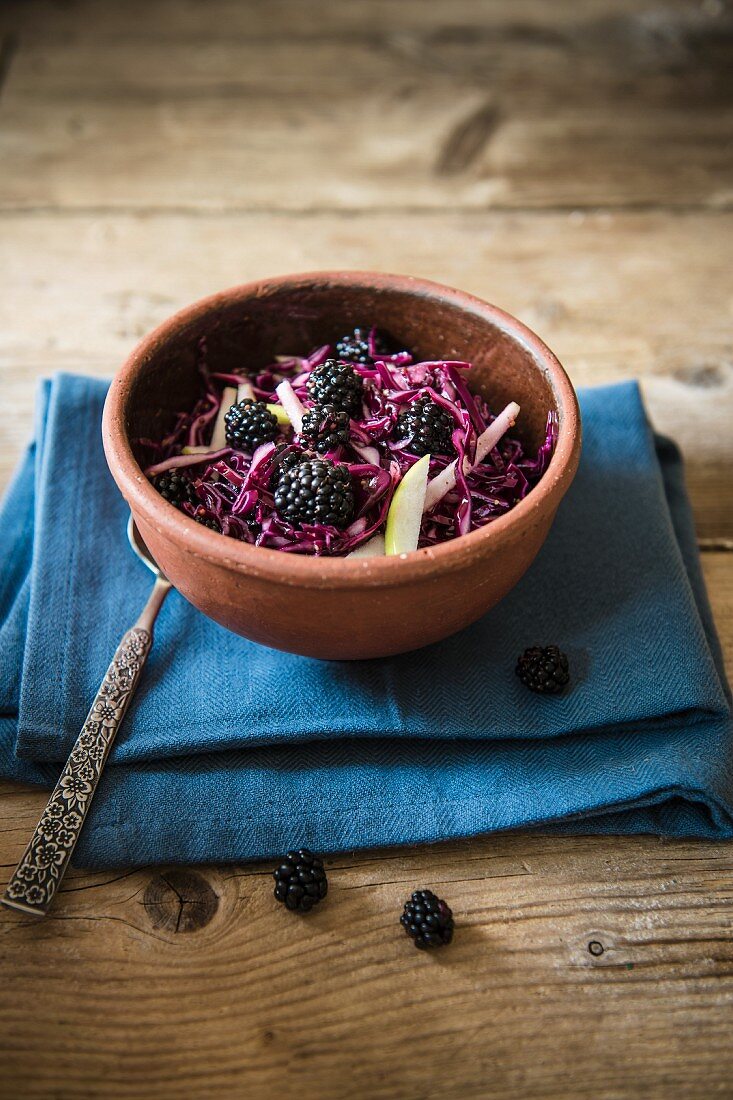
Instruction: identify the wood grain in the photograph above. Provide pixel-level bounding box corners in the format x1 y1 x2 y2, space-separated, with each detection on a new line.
0 553 731 1100
0 836 732 1100
2 209 731 539
0 2 731 211
1 0 716 39
1 2 732 1097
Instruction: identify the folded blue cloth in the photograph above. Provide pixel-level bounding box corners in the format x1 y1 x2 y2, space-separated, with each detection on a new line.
1 374 731 869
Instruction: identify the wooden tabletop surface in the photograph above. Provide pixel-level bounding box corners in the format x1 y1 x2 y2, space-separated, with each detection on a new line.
1 2 731 1097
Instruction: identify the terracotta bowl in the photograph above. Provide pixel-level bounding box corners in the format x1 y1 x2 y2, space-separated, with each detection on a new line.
102 272 581 659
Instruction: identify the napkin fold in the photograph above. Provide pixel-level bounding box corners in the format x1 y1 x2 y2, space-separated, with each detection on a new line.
1 374 731 869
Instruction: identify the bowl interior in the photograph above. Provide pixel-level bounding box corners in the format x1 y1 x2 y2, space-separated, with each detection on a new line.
126 277 558 467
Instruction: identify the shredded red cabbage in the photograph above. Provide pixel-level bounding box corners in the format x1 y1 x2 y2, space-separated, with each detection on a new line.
139 328 555 555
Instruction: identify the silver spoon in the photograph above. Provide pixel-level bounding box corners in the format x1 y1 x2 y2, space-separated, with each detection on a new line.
2 518 171 916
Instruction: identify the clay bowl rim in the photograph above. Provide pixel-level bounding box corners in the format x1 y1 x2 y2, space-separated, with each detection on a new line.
102 270 581 591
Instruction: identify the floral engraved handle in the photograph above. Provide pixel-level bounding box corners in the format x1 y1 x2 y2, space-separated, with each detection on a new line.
2 627 153 916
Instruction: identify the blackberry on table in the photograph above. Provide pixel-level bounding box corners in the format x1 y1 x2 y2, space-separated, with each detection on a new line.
273 848 328 912
274 458 355 529
515 645 570 695
335 326 392 365
400 889 454 950
300 403 351 453
153 470 195 508
306 359 364 417
397 396 455 456
224 399 279 452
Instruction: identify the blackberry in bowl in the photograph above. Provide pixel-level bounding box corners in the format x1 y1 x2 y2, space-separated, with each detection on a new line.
336 325 393 365
274 458 355 530
397 396 456 457
306 359 364 416
152 470 195 508
103 271 580 659
224 399 278 451
299 404 351 453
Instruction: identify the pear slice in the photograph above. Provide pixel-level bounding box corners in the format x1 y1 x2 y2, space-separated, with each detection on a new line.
423 401 520 513
209 386 238 450
348 534 386 559
275 380 306 432
385 454 431 556
266 403 292 428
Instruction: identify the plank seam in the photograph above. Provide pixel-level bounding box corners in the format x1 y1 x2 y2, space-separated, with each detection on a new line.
699 540 733 554
0 33 18 98
0 203 731 218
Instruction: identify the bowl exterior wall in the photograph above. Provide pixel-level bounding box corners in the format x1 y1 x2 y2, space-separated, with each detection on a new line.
104 272 581 660
133 502 556 659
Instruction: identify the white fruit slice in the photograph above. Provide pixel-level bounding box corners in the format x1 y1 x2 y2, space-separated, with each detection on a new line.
209 386 238 450
385 454 431 556
352 442 381 466
348 534 386 559
423 401 520 513
266 403 292 427
237 380 255 403
275 380 306 432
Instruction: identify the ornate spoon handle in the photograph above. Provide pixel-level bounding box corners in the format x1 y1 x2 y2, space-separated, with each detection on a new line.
2 576 170 917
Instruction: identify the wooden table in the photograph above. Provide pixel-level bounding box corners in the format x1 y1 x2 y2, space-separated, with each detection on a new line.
1 3 731 1097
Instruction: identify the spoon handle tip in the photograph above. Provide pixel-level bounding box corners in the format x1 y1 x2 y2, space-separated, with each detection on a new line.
2 621 157 917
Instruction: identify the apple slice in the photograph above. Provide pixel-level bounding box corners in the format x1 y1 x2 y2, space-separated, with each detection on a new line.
275 380 306 432
423 401 520 513
385 454 431 556
349 534 386 559
209 386 238 450
266 403 292 428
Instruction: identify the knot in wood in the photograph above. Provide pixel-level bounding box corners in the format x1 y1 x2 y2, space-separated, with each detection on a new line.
588 940 604 957
143 869 218 933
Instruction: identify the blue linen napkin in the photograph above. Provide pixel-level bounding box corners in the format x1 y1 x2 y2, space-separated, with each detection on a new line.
0 374 731 869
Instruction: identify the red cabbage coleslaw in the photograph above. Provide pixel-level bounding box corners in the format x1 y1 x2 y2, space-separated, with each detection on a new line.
139 327 556 556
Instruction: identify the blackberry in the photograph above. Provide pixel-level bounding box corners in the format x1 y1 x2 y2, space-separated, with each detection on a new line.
306 359 364 417
397 396 455 457
152 470 195 508
268 446 302 491
224 399 278 451
335 326 392 365
300 403 351 453
274 458 355 529
194 511 219 531
400 889 454 950
273 848 328 912
515 645 570 695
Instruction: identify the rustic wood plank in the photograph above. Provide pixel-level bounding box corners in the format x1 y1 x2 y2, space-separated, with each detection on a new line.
0 551 731 1100
0 836 731 1100
1 5 731 1096
0 3 730 211
0 0 711 39
1 209 731 539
